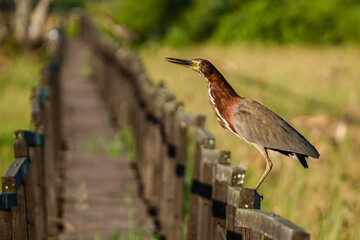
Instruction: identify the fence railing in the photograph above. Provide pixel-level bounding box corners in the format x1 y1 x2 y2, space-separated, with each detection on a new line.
0 32 64 240
0 16 311 240
80 16 311 240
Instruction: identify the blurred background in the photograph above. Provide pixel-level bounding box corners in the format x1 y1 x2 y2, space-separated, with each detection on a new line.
0 0 359 239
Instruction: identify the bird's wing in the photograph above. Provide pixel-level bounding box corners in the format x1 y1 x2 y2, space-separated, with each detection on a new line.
232 99 319 158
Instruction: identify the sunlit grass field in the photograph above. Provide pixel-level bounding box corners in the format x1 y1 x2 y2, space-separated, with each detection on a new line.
0 48 43 179
140 44 360 240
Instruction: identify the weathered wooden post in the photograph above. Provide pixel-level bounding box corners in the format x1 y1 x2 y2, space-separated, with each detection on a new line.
41 66 58 238
30 87 47 239
0 194 13 240
211 164 246 240
23 129 47 240
227 187 261 239
172 112 188 240
140 83 158 206
197 149 231 240
159 98 179 238
187 127 215 240
0 131 29 240
173 111 206 240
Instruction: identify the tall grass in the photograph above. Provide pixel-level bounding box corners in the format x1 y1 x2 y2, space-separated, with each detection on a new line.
0 48 43 180
140 44 360 240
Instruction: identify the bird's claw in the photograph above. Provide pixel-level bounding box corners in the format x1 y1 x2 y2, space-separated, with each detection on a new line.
260 194 264 201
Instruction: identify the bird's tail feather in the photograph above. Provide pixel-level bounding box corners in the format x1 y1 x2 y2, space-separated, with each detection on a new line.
269 148 309 169
295 153 308 169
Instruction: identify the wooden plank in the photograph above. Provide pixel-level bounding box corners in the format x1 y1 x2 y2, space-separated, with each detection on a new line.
151 86 169 211
25 157 36 240
2 160 29 240
31 90 47 239
42 95 58 237
210 164 244 240
197 149 230 240
13 130 28 158
2 157 29 192
227 188 260 240
0 132 29 240
30 146 47 240
141 84 157 206
244 228 261 240
172 116 188 240
11 184 28 240
138 93 151 202
31 87 42 132
159 100 179 239
175 111 206 128
138 84 165 209
187 127 215 240
0 210 11 240
48 57 64 231
235 209 310 240
13 130 42 240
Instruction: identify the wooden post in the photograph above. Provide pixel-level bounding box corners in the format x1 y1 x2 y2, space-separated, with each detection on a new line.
172 114 188 240
227 188 260 239
0 198 12 240
24 130 47 240
31 86 47 239
159 99 179 239
187 127 215 240
16 131 35 240
211 164 245 240
141 84 157 206
13 131 30 240
147 85 164 208
13 131 28 158
41 69 58 237
197 149 230 240
29 145 47 240
1 132 30 240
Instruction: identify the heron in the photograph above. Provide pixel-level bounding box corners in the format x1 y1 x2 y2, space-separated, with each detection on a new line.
166 57 320 191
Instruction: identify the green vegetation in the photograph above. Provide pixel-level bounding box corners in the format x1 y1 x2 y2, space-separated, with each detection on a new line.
140 44 360 240
88 0 360 46
0 48 43 177
213 0 360 45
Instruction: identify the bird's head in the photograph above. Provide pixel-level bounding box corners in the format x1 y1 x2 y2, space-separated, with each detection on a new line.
166 58 215 78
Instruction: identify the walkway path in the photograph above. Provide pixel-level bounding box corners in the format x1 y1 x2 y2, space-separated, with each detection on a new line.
59 39 154 239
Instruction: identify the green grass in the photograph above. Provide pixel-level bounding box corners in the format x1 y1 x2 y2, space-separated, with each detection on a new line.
0 49 44 181
140 44 360 240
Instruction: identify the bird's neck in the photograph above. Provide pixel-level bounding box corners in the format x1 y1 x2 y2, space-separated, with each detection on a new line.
205 70 242 136
205 69 240 100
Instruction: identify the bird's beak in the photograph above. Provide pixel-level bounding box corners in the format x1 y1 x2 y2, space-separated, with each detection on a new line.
166 58 200 71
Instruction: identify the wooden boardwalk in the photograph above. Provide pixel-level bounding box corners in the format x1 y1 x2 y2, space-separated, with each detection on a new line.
59 39 154 239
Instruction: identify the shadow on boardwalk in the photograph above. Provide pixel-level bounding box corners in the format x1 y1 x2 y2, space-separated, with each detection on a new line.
59 39 154 239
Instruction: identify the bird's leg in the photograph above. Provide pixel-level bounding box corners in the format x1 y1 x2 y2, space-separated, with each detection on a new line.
254 146 273 191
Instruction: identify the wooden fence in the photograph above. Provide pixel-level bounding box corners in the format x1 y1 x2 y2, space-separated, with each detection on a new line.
0 17 311 240
0 32 64 240
80 17 311 240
